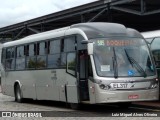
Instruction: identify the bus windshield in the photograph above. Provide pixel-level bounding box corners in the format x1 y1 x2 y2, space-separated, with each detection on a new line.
93 38 156 77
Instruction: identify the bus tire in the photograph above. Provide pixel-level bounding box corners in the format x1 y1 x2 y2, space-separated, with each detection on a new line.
70 103 80 110
15 85 23 103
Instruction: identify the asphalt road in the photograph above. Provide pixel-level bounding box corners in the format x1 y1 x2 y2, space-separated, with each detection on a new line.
0 93 159 120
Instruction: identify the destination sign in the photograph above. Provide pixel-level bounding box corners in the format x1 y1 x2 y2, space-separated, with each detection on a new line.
96 40 139 46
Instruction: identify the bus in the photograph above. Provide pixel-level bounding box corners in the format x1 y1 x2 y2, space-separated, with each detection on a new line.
0 43 2 83
142 30 160 91
1 22 159 109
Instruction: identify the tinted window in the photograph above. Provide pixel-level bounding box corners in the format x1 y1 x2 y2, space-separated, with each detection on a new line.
16 46 25 57
6 59 15 70
37 56 46 68
6 47 15 59
65 37 76 52
47 39 61 68
26 44 36 69
37 42 47 55
1 48 6 66
26 57 36 69
67 52 76 75
48 54 60 68
61 53 66 68
26 44 36 56
49 40 60 54
151 37 160 68
16 46 25 70
6 47 15 70
16 58 25 70
36 42 47 69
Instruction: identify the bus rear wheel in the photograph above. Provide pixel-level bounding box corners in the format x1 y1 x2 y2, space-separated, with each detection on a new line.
15 85 23 103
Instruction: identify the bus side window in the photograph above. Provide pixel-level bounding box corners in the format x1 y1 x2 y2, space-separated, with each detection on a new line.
26 44 36 69
37 42 47 69
65 36 76 76
67 52 76 76
65 36 76 52
6 47 15 70
1 48 6 67
16 46 25 70
60 39 67 68
48 39 61 68
79 50 88 79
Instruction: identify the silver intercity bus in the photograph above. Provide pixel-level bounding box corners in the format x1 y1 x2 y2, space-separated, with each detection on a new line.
142 30 160 96
142 30 160 79
1 23 159 109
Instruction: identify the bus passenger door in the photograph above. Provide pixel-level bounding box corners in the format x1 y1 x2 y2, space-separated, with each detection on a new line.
88 55 96 104
78 50 89 101
66 52 79 103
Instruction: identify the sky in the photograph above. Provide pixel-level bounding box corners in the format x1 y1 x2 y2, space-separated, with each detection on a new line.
0 0 98 28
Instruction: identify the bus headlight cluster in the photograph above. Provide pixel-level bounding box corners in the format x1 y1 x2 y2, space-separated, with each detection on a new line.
99 84 111 90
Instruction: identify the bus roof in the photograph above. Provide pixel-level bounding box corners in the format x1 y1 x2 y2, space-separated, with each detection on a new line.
3 22 143 48
71 22 143 39
141 30 160 38
3 27 71 48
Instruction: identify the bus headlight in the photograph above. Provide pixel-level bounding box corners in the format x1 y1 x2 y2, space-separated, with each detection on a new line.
99 84 111 90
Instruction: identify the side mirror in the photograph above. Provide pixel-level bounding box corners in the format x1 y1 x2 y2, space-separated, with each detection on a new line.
81 40 93 55
88 43 93 55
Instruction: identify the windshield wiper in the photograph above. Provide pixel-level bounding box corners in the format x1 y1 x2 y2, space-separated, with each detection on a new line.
113 47 118 78
124 49 147 78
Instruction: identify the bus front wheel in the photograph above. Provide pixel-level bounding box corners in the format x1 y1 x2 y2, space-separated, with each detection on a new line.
15 85 23 103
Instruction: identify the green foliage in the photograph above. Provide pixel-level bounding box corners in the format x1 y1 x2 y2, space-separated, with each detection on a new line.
28 57 46 68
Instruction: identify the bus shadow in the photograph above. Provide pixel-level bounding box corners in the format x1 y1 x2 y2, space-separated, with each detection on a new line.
15 99 137 112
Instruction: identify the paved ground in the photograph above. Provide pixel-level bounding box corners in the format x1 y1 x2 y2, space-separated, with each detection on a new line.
0 92 160 120
0 85 160 120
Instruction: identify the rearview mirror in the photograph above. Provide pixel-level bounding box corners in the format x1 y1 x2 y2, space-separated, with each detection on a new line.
81 40 93 44
88 42 93 55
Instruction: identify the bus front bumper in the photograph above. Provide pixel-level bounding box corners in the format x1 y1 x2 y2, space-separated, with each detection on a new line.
95 88 159 103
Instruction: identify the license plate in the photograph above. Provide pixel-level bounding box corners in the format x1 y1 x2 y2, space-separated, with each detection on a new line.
110 83 129 89
128 95 139 99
